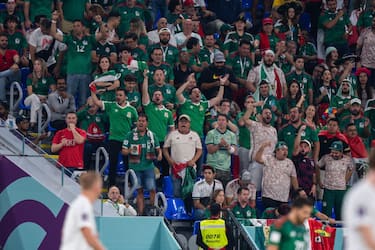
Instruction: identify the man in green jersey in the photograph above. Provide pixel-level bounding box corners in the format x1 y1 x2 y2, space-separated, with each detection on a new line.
231 187 257 225
122 114 162 215
268 197 313 250
114 0 144 38
124 33 147 62
319 0 351 55
148 69 176 110
91 87 138 188
58 0 90 33
147 28 179 67
24 0 53 29
142 70 174 185
148 47 174 85
51 11 96 108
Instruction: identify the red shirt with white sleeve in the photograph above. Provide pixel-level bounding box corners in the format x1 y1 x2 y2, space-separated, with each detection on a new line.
52 127 87 168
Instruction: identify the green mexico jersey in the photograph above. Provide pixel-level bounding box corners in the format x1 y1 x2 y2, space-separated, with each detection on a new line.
255 95 280 126
115 6 144 37
0 10 24 26
237 112 255 149
330 96 354 120
224 31 254 54
77 107 108 132
278 123 318 158
268 219 308 250
26 75 55 96
131 47 147 62
148 44 179 66
255 33 279 52
61 0 88 22
357 10 375 29
298 42 317 57
178 100 209 137
205 128 237 171
148 83 176 105
114 63 144 86
127 91 141 109
286 72 313 97
123 129 160 171
103 101 138 142
148 63 174 85
94 41 116 58
7 31 27 54
341 116 371 140
319 11 351 45
143 102 174 142
25 0 53 21
226 53 252 80
63 34 96 74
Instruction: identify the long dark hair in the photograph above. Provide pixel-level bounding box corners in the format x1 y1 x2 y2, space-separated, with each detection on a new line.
357 74 373 101
95 55 113 75
286 81 302 109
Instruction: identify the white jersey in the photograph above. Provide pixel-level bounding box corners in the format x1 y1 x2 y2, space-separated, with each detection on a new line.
60 195 97 250
343 179 375 250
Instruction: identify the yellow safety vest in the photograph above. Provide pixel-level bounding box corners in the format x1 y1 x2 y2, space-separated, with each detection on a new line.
200 219 228 249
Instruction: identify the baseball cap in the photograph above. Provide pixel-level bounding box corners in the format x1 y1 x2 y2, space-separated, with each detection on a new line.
350 98 361 105
325 46 337 57
262 18 273 25
275 141 288 150
236 13 246 23
300 139 311 149
240 170 252 183
178 114 191 121
158 27 171 35
214 51 226 63
330 141 343 152
220 24 232 33
16 115 28 124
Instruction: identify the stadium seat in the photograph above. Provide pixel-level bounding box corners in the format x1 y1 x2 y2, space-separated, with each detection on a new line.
162 176 174 198
103 152 126 176
192 220 200 235
164 198 193 220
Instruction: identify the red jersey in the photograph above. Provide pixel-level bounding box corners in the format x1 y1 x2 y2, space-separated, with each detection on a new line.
0 49 18 71
52 128 87 168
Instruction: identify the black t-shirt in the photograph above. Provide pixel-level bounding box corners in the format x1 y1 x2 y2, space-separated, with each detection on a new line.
198 65 238 100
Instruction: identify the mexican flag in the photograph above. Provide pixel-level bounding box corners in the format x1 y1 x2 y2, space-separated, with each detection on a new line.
93 70 121 83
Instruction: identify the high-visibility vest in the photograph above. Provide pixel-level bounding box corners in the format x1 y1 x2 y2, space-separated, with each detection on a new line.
200 219 228 249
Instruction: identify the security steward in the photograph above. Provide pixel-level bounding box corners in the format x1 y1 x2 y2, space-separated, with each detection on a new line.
196 203 234 250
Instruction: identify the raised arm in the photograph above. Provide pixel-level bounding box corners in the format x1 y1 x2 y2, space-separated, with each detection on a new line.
238 102 255 127
208 74 227 107
90 84 104 109
51 11 64 42
176 73 194 104
255 141 272 164
142 70 150 105
293 125 305 156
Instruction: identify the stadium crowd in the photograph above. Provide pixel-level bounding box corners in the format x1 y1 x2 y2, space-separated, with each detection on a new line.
0 0 375 227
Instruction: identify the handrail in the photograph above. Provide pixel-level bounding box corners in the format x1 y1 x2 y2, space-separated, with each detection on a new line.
163 216 186 250
1 127 74 186
154 192 167 215
95 147 109 175
37 103 51 135
9 81 23 116
226 209 259 250
124 169 138 200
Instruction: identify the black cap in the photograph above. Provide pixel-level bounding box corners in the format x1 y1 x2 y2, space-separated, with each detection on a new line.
16 115 28 124
236 13 246 23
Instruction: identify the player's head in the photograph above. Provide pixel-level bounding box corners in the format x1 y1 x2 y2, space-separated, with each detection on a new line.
79 171 102 198
291 197 314 224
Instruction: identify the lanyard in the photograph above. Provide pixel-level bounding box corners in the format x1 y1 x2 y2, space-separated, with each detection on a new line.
239 57 247 77
161 46 168 62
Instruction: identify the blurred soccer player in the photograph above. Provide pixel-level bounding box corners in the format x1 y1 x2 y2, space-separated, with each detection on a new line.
343 149 375 250
60 171 106 250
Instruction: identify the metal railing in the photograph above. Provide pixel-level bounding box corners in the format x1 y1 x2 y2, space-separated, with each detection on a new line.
95 146 109 175
9 81 23 116
37 103 51 135
226 209 259 250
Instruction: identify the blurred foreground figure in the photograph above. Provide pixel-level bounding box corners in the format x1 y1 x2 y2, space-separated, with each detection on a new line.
343 149 375 250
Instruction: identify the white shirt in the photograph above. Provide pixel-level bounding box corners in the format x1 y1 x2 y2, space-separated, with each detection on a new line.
147 29 177 47
343 179 375 250
60 195 97 250
192 179 223 199
103 200 137 216
28 28 67 67
164 130 202 164
174 32 203 48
